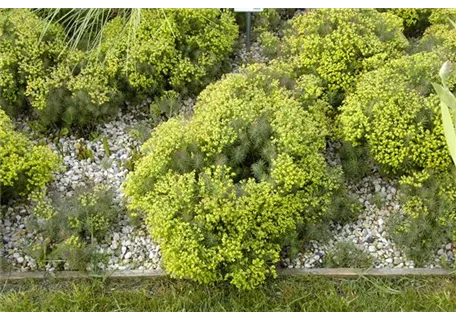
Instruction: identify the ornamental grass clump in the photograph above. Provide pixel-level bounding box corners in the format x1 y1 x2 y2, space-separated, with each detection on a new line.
124 64 340 289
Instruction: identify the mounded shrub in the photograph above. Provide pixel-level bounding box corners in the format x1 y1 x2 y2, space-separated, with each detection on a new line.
42 8 238 128
36 49 128 128
123 64 340 289
380 9 431 38
280 9 408 105
0 109 60 202
0 9 66 117
390 168 456 265
1 9 238 129
413 9 456 64
428 9 456 25
98 9 238 97
338 52 456 175
0 9 125 128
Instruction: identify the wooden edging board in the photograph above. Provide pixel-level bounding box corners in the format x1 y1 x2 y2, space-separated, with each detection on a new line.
1 268 455 281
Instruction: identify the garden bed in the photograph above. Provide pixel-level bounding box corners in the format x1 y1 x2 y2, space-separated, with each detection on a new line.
1 9 456 290
1 96 453 274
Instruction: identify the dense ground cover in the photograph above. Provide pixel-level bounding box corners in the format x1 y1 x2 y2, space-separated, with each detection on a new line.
1 8 456 291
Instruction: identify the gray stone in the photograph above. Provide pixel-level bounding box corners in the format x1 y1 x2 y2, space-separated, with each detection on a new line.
366 236 374 244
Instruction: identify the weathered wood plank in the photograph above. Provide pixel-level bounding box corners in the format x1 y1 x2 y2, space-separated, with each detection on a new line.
0 269 166 281
1 268 454 281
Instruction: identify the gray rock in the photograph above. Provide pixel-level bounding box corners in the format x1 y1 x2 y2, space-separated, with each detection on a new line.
366 236 374 244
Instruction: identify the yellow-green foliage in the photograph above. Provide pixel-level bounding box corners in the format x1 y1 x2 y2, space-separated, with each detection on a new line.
339 52 456 174
0 9 66 116
0 109 60 201
253 8 282 33
240 61 334 136
0 9 123 128
29 184 121 270
123 65 339 289
281 9 408 104
418 9 456 64
380 9 431 37
38 9 238 128
389 9 430 28
99 9 238 96
392 169 456 264
429 9 456 26
36 48 126 128
1 9 238 128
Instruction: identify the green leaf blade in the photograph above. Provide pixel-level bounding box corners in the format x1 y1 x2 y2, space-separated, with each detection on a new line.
440 101 456 166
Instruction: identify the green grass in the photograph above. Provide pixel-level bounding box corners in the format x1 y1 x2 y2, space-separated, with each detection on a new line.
1 275 456 311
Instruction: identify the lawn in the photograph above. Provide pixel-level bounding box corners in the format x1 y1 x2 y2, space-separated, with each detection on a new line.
1 275 455 311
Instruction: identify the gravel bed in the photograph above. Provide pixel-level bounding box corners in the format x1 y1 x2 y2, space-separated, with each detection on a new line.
1 33 454 274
